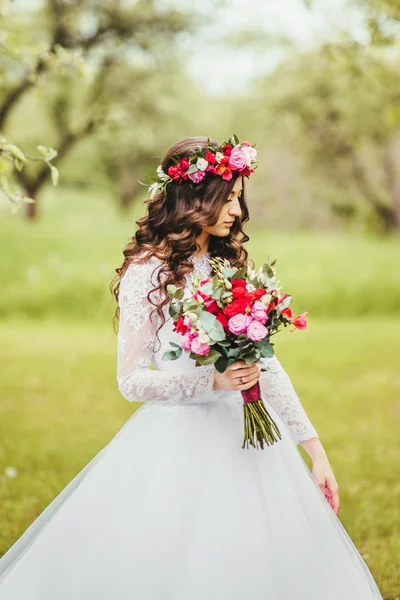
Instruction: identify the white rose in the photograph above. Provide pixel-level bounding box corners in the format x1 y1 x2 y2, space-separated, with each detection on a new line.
215 152 224 163
242 146 257 167
196 158 208 171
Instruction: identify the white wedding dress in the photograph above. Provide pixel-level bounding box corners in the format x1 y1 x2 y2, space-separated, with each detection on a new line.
0 253 384 599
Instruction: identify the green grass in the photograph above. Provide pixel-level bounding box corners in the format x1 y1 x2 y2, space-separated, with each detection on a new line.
0 319 399 597
1 186 400 320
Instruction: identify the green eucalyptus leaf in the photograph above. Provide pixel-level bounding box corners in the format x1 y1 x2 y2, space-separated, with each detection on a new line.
162 350 180 361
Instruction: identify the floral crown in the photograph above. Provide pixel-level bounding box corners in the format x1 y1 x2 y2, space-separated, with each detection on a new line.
147 135 257 198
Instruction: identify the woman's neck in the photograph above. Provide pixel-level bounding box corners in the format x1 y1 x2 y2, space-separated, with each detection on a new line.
193 232 210 257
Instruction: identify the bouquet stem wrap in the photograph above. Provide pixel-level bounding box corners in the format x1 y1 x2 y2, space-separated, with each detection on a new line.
241 381 282 450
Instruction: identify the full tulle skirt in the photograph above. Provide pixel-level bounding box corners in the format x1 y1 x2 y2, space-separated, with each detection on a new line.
0 396 383 599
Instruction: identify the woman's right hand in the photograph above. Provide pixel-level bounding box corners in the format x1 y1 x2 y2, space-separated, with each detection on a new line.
213 360 262 392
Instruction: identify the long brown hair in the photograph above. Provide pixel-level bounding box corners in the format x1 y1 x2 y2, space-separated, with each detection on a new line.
110 135 254 349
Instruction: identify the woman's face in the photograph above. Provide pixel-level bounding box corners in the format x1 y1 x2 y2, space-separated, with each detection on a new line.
204 177 243 237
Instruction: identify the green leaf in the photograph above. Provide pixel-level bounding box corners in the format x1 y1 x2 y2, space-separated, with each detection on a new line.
162 350 180 361
49 163 59 186
192 348 221 365
5 143 27 163
215 356 229 373
14 158 25 172
0 157 10 173
260 343 274 357
199 310 217 332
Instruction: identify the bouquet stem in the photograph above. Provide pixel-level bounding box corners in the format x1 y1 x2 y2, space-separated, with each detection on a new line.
241 381 282 450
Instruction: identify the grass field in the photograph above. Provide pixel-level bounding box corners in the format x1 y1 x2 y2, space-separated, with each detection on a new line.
1 187 399 597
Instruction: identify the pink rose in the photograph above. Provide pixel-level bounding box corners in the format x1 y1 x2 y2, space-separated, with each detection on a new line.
251 300 268 324
246 320 268 342
191 336 210 356
229 147 247 171
228 313 253 336
181 332 192 352
188 170 206 183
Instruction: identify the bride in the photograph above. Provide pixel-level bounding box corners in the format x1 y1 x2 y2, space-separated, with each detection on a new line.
0 136 384 599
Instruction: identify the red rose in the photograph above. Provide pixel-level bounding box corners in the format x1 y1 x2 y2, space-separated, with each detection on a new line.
224 297 252 318
205 299 220 314
168 165 181 181
232 286 246 298
231 279 247 288
221 144 233 156
205 152 217 164
223 302 241 318
253 288 266 300
178 157 190 171
216 312 229 329
174 316 187 334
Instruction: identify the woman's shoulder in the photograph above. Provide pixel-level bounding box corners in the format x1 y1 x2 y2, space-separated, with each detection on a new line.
121 252 164 292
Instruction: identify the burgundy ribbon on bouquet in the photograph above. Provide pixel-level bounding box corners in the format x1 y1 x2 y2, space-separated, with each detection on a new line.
241 381 261 403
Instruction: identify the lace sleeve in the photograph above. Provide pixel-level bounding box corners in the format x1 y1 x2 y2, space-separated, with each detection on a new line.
258 354 319 444
116 258 220 404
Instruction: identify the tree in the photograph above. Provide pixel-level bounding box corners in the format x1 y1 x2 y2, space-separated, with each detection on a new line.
253 38 400 233
0 0 192 219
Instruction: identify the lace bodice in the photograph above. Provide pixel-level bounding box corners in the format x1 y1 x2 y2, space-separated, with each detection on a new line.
116 252 319 444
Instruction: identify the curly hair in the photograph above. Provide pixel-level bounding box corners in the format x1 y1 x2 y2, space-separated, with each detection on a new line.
110 135 255 350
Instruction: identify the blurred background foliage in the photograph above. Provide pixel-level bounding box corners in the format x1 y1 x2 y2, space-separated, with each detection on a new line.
0 0 399 596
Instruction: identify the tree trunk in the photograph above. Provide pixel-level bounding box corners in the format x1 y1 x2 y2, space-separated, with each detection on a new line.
351 154 397 233
383 139 400 234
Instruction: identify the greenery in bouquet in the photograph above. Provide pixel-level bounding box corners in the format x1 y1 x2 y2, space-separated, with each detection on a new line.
162 256 308 449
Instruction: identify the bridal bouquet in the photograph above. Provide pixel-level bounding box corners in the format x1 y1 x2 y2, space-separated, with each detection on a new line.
162 257 307 450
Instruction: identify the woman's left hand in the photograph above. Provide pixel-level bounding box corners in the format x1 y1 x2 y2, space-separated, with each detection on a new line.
312 457 340 515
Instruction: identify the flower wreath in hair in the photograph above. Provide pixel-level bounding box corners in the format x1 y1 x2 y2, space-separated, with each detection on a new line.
146 135 257 199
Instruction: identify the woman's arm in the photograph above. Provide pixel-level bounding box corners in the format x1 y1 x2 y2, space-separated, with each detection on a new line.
258 355 340 514
303 438 340 515
116 258 225 404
